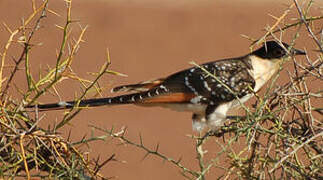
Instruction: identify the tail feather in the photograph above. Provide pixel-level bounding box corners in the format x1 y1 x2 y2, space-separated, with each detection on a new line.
111 79 164 93
26 89 165 110
26 80 194 111
26 95 134 110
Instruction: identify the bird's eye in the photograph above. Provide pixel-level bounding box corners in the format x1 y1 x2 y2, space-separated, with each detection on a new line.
274 49 285 57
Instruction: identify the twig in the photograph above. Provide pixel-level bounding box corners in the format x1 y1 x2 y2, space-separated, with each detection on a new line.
269 131 323 173
0 1 48 99
19 133 30 180
91 125 199 178
293 0 323 52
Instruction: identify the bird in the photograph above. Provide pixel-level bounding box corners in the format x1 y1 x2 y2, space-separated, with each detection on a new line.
26 41 306 132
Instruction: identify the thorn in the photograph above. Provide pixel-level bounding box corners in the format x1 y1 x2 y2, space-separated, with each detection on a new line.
67 129 72 141
268 13 279 20
95 154 116 174
55 24 64 30
106 47 111 65
48 8 61 17
141 152 150 162
106 70 128 77
139 133 143 146
176 156 182 164
110 125 115 134
2 22 13 34
122 126 127 137
240 34 256 41
155 142 160 152
81 134 87 144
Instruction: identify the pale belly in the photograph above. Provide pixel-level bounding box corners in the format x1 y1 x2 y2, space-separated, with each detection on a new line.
136 94 252 115
137 94 252 132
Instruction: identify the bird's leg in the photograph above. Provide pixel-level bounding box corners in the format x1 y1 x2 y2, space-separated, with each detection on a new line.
192 113 207 132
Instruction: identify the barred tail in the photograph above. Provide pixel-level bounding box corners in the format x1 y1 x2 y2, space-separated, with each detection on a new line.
26 83 187 111
25 89 163 111
25 94 138 110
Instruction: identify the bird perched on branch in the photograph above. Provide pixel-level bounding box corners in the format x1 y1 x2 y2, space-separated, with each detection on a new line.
27 41 305 132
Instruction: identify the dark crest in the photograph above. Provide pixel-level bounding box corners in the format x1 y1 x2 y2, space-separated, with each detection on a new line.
253 41 305 59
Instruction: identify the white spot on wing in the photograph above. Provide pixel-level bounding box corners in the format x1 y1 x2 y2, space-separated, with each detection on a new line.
58 101 72 107
203 81 212 91
190 96 202 104
220 94 226 99
185 76 199 95
184 76 189 86
159 85 169 92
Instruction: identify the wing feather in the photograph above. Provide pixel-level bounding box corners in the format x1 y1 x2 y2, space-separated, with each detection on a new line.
111 78 165 93
138 92 196 103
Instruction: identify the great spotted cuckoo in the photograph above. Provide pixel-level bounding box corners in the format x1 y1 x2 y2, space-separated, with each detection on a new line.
27 41 306 131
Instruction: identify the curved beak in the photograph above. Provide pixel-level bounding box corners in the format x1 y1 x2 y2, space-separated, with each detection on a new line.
291 48 306 55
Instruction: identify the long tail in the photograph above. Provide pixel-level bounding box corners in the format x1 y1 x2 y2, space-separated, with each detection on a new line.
26 80 166 111
26 79 195 111
25 93 145 110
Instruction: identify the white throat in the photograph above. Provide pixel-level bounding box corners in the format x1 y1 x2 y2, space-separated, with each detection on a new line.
248 55 283 92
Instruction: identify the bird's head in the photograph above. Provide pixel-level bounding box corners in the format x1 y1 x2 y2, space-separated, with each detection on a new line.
253 41 306 59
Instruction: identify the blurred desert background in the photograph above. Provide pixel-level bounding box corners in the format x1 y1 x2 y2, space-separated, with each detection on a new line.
0 0 322 179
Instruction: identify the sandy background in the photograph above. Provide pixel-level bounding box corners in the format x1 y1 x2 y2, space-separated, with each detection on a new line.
0 0 322 179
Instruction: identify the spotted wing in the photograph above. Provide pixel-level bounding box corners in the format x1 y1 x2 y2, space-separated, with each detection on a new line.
145 58 255 105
